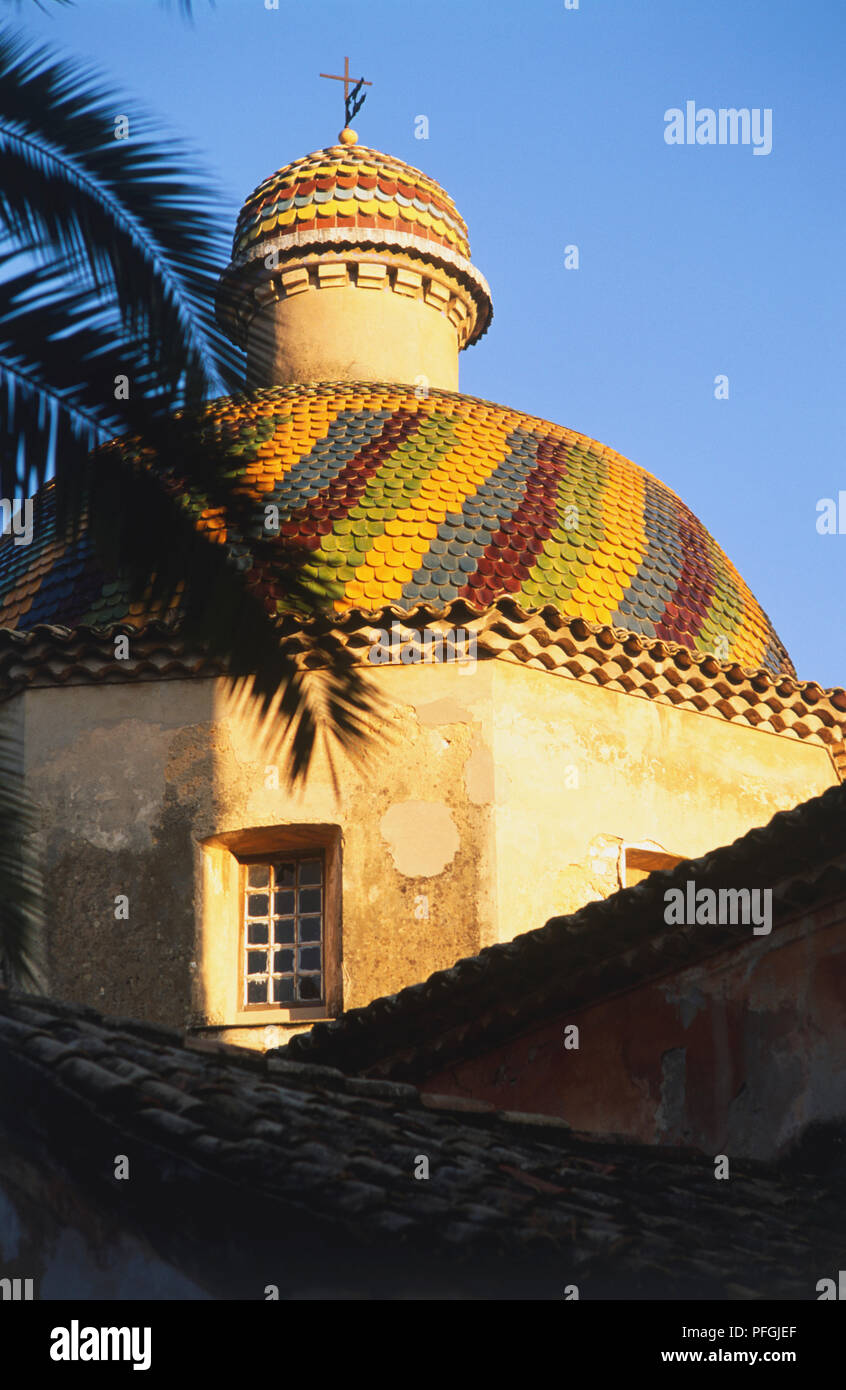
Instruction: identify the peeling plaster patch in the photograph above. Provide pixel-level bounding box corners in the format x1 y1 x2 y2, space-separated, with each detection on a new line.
662 983 707 1030
577 828 622 895
656 1047 686 1140
380 801 460 877
725 1017 806 1158
464 740 494 805
36 722 168 852
549 835 623 918
413 697 472 726
165 724 220 807
553 856 621 917
587 833 623 884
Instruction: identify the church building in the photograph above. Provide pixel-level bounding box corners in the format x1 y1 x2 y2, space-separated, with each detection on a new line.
1 107 844 1074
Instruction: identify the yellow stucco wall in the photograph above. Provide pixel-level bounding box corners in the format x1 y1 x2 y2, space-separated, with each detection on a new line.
14 654 838 1049
487 660 838 939
247 279 461 391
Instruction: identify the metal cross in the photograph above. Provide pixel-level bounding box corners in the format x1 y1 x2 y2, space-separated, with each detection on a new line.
319 56 372 127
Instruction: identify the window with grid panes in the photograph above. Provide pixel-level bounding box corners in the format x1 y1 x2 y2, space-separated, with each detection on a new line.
242 855 324 1005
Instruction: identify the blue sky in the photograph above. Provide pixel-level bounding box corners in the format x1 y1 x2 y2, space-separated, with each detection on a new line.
9 0 846 684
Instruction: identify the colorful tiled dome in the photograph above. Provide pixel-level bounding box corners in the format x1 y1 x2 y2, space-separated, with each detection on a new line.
220 138 493 363
0 383 793 676
233 141 471 263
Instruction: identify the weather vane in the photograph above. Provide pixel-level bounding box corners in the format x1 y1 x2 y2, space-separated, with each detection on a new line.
319 56 372 130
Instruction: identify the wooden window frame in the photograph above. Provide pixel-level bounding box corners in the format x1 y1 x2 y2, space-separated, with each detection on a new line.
199 824 342 1028
238 850 326 1011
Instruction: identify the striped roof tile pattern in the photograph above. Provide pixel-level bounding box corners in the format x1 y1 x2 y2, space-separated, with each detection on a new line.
0 383 793 676
233 142 471 263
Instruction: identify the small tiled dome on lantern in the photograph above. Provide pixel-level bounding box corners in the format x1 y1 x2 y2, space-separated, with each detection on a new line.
217 128 492 392
231 136 474 263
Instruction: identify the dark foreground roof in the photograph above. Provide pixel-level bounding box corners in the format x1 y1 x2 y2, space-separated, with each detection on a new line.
0 991 844 1299
282 781 846 1083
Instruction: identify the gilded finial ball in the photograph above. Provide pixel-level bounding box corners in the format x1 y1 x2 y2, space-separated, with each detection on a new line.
338 127 358 146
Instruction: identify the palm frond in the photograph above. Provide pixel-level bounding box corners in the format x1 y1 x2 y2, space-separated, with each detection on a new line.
2 2 208 13
0 0 377 1003
0 29 243 454
0 2 74 12
83 432 385 776
0 22 379 790
0 248 381 779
